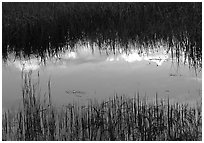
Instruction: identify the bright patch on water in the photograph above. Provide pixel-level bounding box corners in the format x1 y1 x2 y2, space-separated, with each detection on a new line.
2 40 202 110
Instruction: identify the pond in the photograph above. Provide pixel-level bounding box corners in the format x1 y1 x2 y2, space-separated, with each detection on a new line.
2 39 202 111
2 3 202 141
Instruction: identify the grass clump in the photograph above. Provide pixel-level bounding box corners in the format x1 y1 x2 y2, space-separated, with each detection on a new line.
2 3 201 67
2 72 202 141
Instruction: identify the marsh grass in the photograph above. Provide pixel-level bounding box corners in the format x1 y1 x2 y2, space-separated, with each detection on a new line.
2 3 202 68
2 72 202 141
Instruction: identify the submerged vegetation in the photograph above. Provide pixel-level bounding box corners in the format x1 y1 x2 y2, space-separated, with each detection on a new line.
2 72 202 141
2 3 202 68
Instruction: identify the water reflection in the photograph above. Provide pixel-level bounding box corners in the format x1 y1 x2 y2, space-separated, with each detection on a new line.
2 3 202 141
2 39 202 110
5 39 201 72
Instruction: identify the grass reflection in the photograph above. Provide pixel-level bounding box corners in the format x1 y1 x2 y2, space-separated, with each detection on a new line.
2 71 202 141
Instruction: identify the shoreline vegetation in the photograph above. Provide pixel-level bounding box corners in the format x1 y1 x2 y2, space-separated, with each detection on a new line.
2 3 202 68
2 72 202 141
2 3 202 141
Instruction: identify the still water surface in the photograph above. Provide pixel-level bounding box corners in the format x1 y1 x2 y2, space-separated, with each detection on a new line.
2 40 202 110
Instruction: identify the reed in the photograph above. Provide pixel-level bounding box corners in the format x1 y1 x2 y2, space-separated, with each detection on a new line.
2 72 202 141
2 3 202 68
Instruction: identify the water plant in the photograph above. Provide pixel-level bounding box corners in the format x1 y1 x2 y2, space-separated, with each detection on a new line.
2 72 202 141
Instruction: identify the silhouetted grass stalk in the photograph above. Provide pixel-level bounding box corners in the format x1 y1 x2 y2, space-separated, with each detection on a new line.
2 3 202 68
2 73 202 141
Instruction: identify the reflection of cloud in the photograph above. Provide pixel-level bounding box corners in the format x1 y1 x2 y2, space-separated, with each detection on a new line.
70 58 105 65
62 52 77 59
78 48 93 56
13 59 40 71
47 56 106 71
144 54 169 66
106 51 169 66
121 53 142 62
107 57 115 62
106 52 142 62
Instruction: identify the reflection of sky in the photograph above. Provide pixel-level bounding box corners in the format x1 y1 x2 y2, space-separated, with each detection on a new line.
9 46 170 71
2 41 202 109
106 50 169 66
10 59 41 71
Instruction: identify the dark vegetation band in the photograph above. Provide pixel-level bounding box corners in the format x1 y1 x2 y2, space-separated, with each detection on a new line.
2 3 202 62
